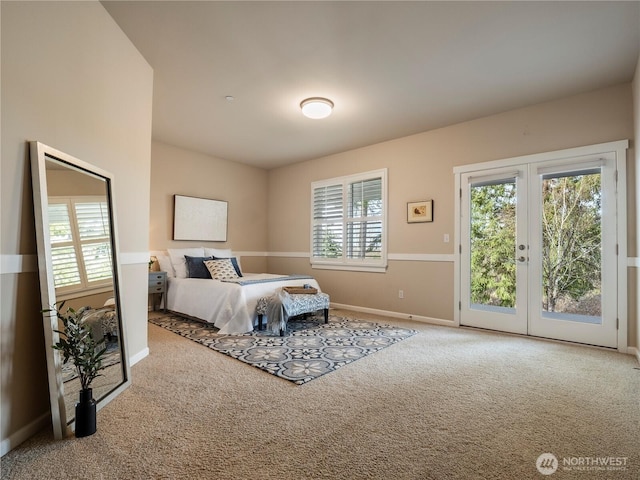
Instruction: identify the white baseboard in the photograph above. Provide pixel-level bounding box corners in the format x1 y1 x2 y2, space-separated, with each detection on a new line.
628 346 640 364
330 302 456 327
0 412 50 457
129 347 149 367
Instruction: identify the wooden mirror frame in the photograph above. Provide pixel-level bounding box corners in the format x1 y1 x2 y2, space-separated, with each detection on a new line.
30 141 131 439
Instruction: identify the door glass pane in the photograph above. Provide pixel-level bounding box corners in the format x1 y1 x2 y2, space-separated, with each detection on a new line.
470 179 517 311
541 171 602 324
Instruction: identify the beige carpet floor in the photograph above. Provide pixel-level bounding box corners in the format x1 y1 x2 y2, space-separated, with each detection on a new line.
1 309 639 479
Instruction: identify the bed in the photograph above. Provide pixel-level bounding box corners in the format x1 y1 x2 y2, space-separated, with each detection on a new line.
156 247 322 334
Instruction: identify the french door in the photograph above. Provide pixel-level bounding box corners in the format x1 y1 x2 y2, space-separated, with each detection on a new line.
459 153 619 348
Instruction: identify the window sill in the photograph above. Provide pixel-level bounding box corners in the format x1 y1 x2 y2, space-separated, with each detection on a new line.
56 285 114 302
311 262 387 273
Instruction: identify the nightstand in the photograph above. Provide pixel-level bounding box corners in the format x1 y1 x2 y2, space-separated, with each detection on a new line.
148 271 167 312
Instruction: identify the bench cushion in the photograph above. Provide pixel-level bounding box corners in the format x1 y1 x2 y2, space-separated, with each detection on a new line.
256 292 330 317
257 291 330 335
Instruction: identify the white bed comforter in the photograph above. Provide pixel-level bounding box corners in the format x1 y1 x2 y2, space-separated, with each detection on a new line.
166 273 321 334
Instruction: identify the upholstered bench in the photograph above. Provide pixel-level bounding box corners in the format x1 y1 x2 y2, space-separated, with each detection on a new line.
256 291 330 336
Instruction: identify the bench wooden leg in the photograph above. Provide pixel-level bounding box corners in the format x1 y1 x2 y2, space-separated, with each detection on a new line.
324 308 328 324
258 314 263 331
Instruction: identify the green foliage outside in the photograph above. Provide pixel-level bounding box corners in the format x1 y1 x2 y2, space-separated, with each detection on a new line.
541 174 601 314
470 172 601 316
470 182 517 308
318 228 342 258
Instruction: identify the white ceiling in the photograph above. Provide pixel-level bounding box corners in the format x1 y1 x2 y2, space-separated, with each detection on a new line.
102 1 640 169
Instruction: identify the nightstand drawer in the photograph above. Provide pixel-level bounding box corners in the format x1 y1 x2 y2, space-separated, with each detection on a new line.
148 271 167 312
149 284 165 293
148 272 166 293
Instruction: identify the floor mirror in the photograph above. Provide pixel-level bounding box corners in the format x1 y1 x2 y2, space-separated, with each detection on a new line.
30 141 131 439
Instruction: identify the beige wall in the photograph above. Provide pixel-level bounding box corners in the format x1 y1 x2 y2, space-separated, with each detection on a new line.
268 84 635 336
1 1 153 453
149 141 269 273
46 168 106 197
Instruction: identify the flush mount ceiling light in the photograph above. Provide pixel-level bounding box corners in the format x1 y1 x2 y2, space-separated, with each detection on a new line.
300 97 334 119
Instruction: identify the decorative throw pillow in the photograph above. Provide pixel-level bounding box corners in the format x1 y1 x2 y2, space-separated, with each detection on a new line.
184 255 214 279
204 258 240 281
214 256 243 277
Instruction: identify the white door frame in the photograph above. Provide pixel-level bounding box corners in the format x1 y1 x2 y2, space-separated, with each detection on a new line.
453 140 629 352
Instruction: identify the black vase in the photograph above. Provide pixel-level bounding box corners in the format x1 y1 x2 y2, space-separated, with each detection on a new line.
75 388 97 438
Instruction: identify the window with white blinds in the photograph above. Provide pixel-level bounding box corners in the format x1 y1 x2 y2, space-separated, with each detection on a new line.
48 197 113 294
311 169 387 272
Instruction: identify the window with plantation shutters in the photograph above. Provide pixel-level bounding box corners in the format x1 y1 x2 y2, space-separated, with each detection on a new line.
48 202 82 288
48 197 113 295
311 169 387 272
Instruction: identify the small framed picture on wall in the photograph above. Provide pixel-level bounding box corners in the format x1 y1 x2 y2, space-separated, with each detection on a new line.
407 200 433 223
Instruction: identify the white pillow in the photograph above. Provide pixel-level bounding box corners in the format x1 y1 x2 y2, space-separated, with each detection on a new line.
204 258 239 281
203 248 233 258
167 247 205 279
156 254 175 277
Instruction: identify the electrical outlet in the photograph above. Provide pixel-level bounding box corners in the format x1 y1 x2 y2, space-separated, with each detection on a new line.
398 290 404 299
444 233 450 243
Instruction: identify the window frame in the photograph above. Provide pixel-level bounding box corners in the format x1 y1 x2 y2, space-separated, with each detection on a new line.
310 168 388 272
48 195 114 299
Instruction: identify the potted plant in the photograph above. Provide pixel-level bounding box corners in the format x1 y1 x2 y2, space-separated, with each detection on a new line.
45 302 107 437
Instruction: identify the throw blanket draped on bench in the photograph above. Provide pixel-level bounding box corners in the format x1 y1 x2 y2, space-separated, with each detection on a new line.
265 290 294 334
263 291 330 334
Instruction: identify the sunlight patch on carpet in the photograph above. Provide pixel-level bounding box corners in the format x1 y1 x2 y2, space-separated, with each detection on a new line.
149 313 417 384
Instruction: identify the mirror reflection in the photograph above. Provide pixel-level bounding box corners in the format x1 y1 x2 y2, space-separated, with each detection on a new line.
44 157 125 426
31 142 130 438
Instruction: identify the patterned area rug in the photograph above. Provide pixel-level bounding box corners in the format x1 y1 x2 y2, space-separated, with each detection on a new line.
149 313 418 384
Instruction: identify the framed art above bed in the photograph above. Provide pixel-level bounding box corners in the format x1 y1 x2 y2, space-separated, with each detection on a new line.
173 194 228 241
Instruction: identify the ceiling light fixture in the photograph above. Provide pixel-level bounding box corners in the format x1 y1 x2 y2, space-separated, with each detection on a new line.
300 97 334 119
